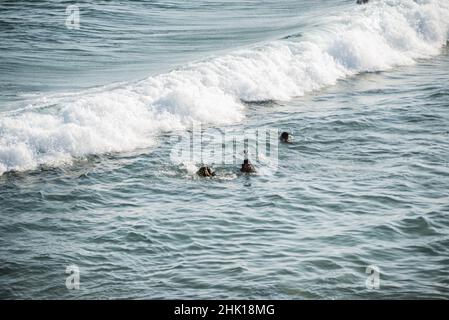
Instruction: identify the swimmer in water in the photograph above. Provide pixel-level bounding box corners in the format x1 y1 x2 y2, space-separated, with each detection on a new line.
280 131 292 143
240 159 256 173
197 166 215 177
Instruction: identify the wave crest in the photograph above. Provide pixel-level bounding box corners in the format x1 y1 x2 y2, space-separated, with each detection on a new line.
1 0 448 174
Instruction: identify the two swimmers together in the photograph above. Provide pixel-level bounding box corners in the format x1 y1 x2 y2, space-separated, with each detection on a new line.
196 131 292 177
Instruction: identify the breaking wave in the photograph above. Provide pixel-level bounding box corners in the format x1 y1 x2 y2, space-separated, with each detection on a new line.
1 0 448 174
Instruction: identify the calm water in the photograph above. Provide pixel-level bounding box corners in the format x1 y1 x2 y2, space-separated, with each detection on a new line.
1 0 449 299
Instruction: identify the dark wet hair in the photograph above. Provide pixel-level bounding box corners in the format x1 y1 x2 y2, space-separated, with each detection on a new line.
281 132 289 140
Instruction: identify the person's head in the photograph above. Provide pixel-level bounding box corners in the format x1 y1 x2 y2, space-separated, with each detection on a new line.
280 132 290 142
241 159 255 173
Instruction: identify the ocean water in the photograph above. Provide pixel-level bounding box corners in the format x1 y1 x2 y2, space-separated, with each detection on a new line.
1 0 449 299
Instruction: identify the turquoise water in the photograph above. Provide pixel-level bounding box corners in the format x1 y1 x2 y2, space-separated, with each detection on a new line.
1 0 449 299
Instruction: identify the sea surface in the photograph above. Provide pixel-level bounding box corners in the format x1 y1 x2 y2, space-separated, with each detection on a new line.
1 0 449 299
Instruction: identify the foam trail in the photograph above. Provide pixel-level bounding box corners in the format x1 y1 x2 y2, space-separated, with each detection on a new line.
1 0 449 174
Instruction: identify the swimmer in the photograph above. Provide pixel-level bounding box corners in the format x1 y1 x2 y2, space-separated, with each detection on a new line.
280 131 292 143
197 166 215 177
240 159 256 173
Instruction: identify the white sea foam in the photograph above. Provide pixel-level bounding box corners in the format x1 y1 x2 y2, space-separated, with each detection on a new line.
1 0 448 174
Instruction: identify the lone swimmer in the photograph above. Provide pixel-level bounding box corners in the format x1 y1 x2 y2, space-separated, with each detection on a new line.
240 159 256 173
280 131 292 143
197 166 215 177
